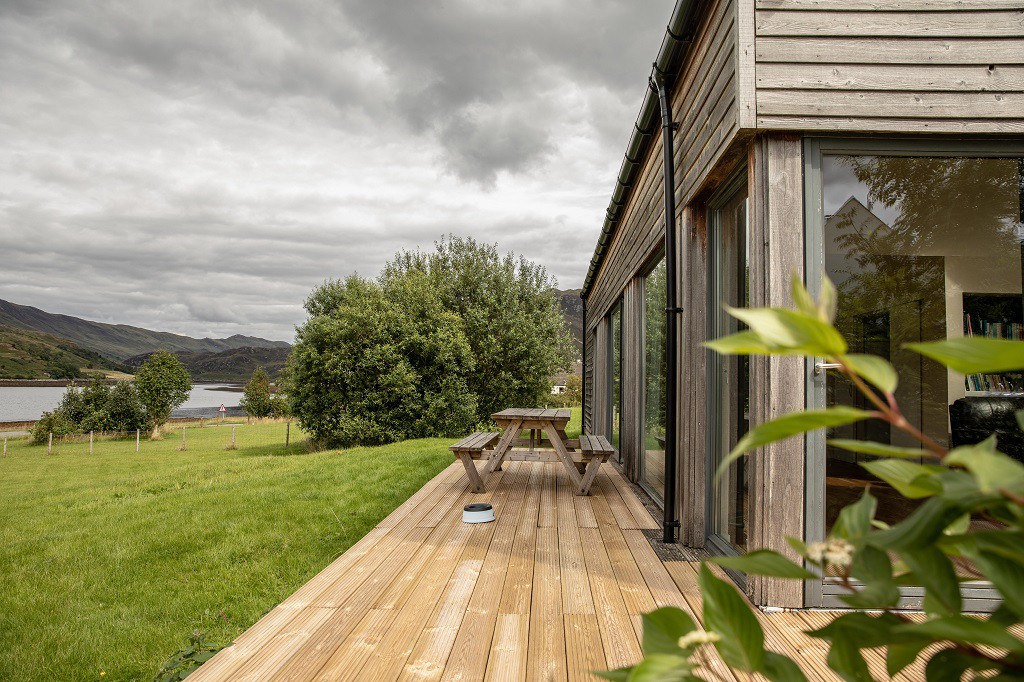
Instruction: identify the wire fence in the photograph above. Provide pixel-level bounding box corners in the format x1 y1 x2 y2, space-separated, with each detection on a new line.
0 418 307 458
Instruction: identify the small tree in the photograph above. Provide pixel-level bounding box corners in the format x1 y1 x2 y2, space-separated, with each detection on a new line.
240 367 273 419
135 350 192 439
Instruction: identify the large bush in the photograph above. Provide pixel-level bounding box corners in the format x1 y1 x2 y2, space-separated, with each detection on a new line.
135 350 192 438
288 272 477 447
240 367 273 418
382 235 574 423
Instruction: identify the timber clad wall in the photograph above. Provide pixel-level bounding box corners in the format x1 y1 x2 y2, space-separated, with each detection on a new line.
585 0 740 327
754 0 1024 132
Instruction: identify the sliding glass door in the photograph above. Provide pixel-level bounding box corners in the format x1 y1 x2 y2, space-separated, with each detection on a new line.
708 177 750 553
805 138 1023 608
608 301 622 461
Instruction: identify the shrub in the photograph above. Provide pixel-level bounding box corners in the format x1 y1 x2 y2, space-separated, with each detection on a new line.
30 410 77 444
240 367 273 419
606 276 1024 681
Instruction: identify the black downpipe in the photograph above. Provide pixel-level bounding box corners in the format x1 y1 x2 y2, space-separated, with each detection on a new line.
581 297 588 433
653 72 681 544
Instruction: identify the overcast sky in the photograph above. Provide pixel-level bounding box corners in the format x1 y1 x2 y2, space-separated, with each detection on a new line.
1 0 674 342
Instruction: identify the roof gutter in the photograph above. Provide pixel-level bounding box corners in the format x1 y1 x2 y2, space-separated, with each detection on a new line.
579 0 700 302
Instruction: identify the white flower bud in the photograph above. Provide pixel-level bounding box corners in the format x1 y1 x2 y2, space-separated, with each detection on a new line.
677 630 721 649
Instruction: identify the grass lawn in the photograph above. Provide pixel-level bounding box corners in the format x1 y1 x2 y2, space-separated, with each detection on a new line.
0 422 453 681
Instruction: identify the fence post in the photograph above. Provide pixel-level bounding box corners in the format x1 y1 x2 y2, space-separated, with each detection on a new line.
180 426 186 451
136 429 140 453
286 421 290 447
90 431 93 456
231 426 236 448
48 432 52 456
3 437 6 457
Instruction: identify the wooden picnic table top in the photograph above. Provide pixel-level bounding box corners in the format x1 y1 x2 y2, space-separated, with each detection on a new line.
491 407 571 423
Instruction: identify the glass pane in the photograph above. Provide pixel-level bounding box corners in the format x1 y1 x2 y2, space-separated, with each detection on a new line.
823 155 1024 534
642 258 667 500
610 302 622 453
712 189 750 550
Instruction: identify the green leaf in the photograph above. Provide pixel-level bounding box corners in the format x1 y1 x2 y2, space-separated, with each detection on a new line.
887 641 928 677
640 607 696 656
711 550 817 580
625 653 694 681
762 652 809 682
969 550 1024 619
945 437 1024 497
842 545 899 609
906 337 1024 374
901 546 961 616
870 497 965 551
832 490 877 543
923 648 974 682
842 353 898 394
725 306 848 357
819 276 838 324
828 439 931 459
704 330 779 356
897 615 1024 651
791 276 819 320
719 407 873 479
594 667 633 681
860 459 942 499
825 637 873 682
699 564 765 672
786 536 809 557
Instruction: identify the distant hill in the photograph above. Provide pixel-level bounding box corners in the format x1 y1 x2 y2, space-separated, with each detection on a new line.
0 298 290 362
0 326 125 380
124 346 291 383
555 288 583 353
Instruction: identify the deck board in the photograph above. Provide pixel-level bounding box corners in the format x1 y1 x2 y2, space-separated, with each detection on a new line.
194 461 859 681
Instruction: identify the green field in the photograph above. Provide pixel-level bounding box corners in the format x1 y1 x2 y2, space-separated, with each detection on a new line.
0 422 454 681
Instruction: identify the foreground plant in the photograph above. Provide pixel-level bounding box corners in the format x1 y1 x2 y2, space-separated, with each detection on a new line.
602 276 1024 681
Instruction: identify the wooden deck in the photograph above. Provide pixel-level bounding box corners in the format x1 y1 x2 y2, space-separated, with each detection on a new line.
189 460 925 682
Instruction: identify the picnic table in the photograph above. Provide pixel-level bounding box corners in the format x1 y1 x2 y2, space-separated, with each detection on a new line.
450 408 614 496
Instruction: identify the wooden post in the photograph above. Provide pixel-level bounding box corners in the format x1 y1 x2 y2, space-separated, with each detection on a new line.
231 426 236 448
3 438 6 457
180 426 186 451
48 432 52 456
200 418 204 429
90 431 93 455
136 429 140 452
286 421 290 447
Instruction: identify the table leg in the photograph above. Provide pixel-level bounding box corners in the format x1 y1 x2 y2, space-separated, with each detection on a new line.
486 420 521 474
578 456 604 496
457 452 486 493
544 420 584 492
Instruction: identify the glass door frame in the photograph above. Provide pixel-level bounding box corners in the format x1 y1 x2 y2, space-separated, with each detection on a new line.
705 168 750 561
607 299 623 464
802 135 1024 609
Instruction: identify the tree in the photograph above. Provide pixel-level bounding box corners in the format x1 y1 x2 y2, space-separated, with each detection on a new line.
288 272 477 447
605 277 1024 681
105 380 146 432
240 367 273 419
135 350 192 438
382 235 574 422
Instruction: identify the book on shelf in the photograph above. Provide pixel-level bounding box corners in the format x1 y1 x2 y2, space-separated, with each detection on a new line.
962 293 1024 394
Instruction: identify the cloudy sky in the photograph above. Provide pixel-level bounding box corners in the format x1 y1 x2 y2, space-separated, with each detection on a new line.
1 0 674 342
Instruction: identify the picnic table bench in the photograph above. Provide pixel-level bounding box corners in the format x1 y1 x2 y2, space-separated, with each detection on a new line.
449 408 615 495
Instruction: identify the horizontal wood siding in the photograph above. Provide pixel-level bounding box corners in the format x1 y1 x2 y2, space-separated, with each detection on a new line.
753 2 1024 133
584 328 595 433
585 0 739 326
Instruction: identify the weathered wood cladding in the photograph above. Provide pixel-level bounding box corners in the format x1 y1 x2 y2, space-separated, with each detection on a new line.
753 1 1024 132
585 0 740 327
620 280 645 481
583 328 596 433
746 133 805 608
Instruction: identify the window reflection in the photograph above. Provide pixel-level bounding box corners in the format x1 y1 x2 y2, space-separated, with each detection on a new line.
642 258 667 501
824 155 1024 533
609 302 622 458
712 189 750 550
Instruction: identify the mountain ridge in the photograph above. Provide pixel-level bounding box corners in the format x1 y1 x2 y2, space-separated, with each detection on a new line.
0 298 289 362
